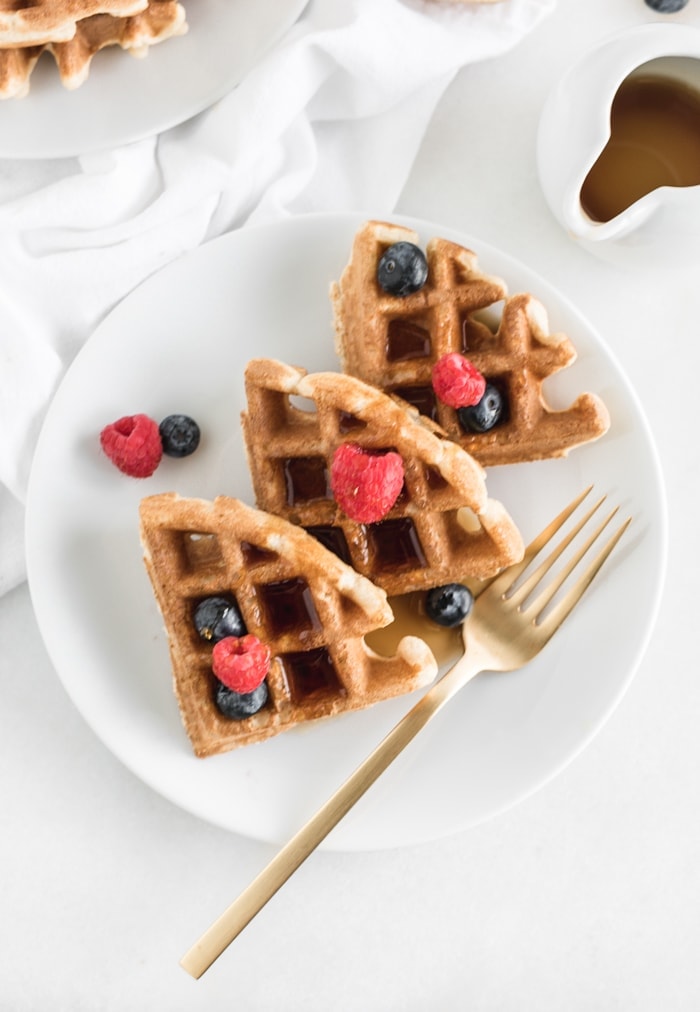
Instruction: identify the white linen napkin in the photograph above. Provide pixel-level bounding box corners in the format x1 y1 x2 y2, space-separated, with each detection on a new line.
0 0 555 595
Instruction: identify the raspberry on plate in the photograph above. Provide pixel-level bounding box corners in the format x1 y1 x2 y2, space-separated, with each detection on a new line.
100 413 163 478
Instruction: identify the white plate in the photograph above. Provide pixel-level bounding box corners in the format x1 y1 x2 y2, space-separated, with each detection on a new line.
0 0 308 159
25 212 667 851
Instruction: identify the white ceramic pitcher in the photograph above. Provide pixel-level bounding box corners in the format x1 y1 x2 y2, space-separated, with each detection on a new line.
537 23 700 268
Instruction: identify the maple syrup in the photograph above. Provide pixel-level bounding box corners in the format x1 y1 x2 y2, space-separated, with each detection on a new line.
240 540 277 566
338 410 366 434
283 455 331 505
365 592 462 668
390 383 438 421
580 73 700 223
366 517 427 573
305 524 353 565
279 647 344 702
182 531 224 572
386 318 432 361
258 577 321 637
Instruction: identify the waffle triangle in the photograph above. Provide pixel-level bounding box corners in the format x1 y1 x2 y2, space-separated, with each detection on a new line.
331 220 610 466
140 493 437 757
241 359 524 598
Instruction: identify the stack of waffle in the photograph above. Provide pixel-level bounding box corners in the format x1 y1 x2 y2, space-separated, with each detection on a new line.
0 0 186 98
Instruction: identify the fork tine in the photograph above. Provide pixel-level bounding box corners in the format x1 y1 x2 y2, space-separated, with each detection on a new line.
535 514 631 634
484 485 594 599
508 494 610 609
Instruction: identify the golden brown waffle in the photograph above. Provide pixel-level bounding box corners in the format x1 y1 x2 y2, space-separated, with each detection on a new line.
0 0 148 45
241 359 524 598
331 220 610 467
50 0 186 88
139 493 437 757
0 43 42 98
0 0 186 98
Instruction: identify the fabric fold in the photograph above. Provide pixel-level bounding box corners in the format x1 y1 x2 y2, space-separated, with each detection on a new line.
0 0 555 593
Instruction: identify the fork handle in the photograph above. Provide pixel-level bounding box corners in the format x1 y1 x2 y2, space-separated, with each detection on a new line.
180 650 483 978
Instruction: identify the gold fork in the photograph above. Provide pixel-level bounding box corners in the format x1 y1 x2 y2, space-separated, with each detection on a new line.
181 486 630 979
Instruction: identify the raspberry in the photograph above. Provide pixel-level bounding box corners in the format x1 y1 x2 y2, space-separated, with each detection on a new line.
432 353 486 409
212 634 271 694
100 414 163 478
330 443 404 524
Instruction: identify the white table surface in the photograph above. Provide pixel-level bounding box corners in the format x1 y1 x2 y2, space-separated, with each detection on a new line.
2 0 698 1008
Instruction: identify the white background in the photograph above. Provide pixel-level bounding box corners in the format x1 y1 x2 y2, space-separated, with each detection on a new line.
2 0 698 1008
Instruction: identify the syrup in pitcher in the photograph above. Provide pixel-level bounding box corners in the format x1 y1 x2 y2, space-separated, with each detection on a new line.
580 73 700 222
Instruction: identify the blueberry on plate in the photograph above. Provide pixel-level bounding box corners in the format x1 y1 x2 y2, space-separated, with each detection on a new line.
457 383 504 433
425 583 474 628
159 414 201 458
644 0 688 11
194 596 246 642
215 679 269 719
377 242 428 296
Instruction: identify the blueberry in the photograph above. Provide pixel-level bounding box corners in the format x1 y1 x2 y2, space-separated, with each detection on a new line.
457 383 504 433
215 679 268 719
159 414 201 458
644 0 688 11
377 242 428 296
425 583 474 628
194 596 246 642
